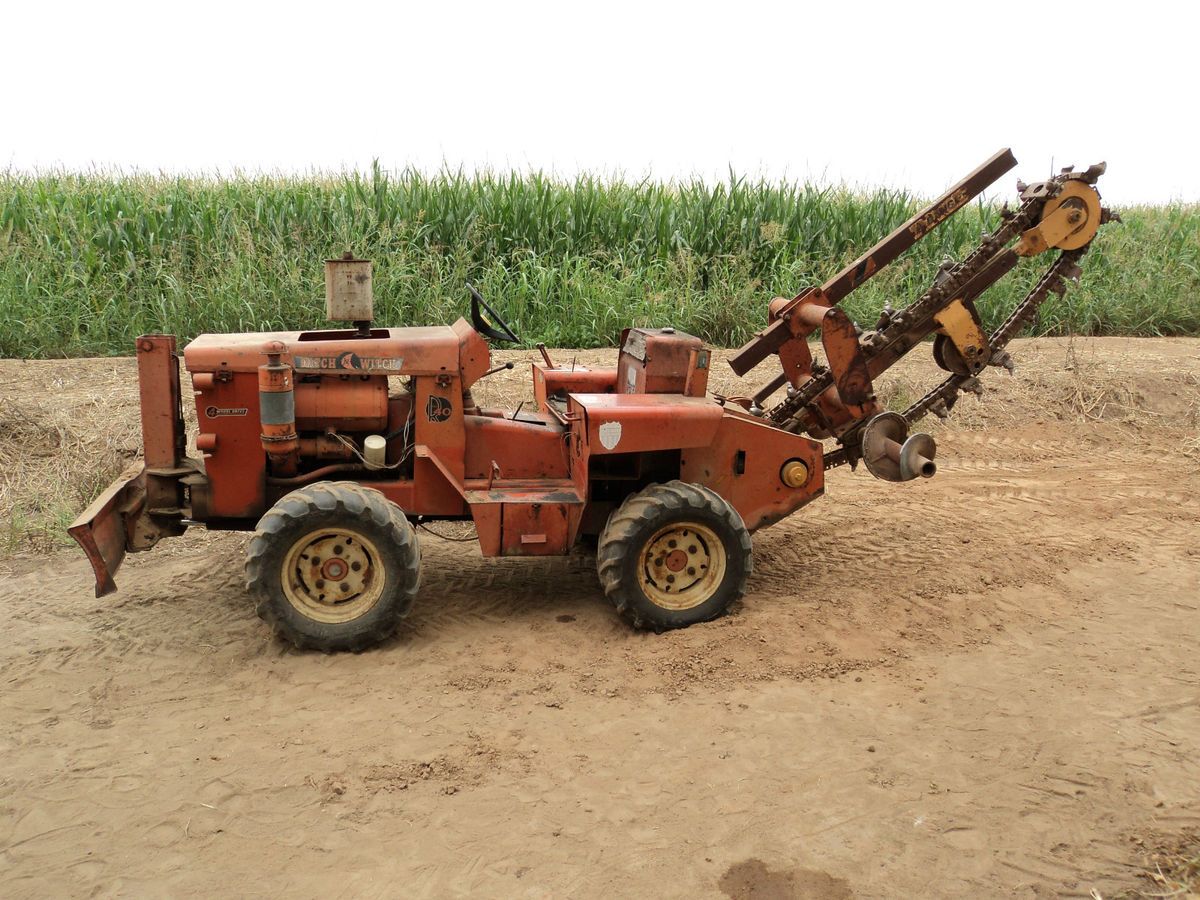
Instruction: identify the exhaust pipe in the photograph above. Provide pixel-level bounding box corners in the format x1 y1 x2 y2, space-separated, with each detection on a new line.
259 340 300 476
860 412 938 482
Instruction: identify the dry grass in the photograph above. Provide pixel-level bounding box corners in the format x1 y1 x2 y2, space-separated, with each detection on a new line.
2 338 1198 562
0 363 140 555
1100 833 1200 899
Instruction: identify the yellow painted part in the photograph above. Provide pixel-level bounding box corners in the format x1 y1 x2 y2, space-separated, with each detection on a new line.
933 299 987 359
282 526 385 624
1042 180 1102 250
781 459 809 488
1017 181 1102 256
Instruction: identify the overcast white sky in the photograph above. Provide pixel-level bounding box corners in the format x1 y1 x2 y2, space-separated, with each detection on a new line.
4 0 1196 205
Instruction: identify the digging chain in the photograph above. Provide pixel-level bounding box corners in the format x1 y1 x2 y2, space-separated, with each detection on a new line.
817 243 1090 472
766 199 1044 431
900 247 1088 426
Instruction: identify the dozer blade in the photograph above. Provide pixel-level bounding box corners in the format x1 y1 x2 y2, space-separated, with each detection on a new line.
68 462 146 597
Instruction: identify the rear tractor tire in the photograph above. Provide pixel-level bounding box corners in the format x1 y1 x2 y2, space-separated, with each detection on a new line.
597 481 751 631
245 482 421 652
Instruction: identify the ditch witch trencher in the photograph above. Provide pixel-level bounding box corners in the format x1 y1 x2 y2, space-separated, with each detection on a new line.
71 150 1112 650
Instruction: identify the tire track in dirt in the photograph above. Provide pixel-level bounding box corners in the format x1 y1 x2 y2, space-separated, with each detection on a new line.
2 338 1200 897
4 433 1190 709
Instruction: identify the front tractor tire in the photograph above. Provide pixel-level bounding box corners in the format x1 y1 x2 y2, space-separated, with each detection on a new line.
246 483 420 652
597 481 751 631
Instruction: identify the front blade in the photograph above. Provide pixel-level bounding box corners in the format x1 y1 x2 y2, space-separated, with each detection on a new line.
67 462 146 597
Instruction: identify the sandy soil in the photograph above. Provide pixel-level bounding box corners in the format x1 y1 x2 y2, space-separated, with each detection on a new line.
1 337 1198 898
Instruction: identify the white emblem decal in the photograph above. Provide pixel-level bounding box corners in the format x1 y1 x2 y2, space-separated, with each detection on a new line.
598 421 622 450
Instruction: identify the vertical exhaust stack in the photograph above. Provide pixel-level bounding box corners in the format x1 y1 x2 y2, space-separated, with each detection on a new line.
325 252 374 337
259 341 300 476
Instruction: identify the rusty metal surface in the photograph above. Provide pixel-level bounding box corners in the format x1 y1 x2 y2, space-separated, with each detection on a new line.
533 364 618 409
185 325 461 375
136 335 184 470
820 148 1018 304
75 150 1113 616
571 393 726 456
730 148 1018 377
617 328 706 395
859 412 937 483
679 413 824 532
746 159 1109 478
462 414 570 481
324 255 374 323
293 378 388 432
499 502 573 556
132 335 190 543
68 462 146 597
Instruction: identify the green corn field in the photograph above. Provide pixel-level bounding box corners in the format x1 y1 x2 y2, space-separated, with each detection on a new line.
1 164 1197 358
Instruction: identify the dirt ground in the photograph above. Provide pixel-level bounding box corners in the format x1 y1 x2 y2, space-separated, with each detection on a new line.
1 336 1198 898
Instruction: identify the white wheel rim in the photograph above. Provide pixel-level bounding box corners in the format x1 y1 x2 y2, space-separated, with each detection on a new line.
281 527 385 624
636 521 727 611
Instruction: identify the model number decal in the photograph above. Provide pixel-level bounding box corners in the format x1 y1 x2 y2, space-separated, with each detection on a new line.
205 406 248 418
293 352 403 372
908 187 969 240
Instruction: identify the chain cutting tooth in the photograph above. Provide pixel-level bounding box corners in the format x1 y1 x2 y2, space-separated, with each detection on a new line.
766 197 1043 429
991 350 1016 374
775 164 1107 467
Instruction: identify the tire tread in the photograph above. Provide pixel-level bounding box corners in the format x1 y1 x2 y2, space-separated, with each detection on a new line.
596 480 751 631
245 482 420 652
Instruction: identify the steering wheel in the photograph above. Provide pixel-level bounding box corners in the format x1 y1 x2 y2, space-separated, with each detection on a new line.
467 283 520 344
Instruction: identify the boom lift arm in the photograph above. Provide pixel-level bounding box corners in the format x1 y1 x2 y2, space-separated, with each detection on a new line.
727 148 1113 476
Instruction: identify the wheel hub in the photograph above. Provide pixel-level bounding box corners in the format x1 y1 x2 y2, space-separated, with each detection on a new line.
638 521 727 611
282 528 383 624
321 557 349 581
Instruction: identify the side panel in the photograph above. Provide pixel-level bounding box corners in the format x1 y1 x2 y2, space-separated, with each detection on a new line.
191 371 267 519
681 414 825 531
470 502 503 556
571 394 725 456
413 376 467 515
500 503 571 556
453 318 492 389
462 415 570 480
